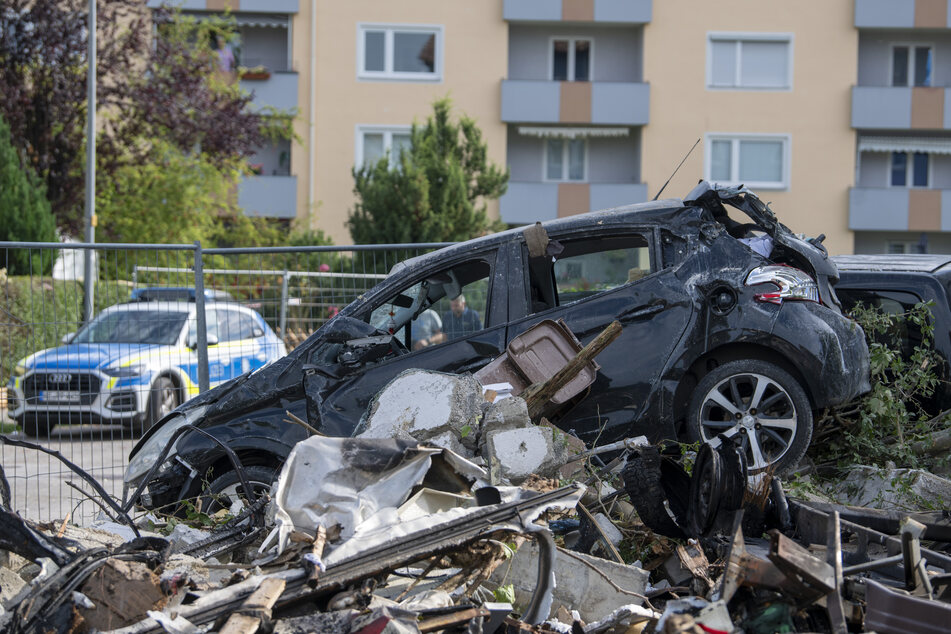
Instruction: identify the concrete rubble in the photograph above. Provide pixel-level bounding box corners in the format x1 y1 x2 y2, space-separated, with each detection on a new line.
3 320 951 633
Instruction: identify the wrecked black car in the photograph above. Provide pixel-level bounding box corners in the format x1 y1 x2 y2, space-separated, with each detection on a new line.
124 182 870 510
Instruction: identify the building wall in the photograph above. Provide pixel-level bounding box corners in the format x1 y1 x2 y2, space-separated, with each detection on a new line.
295 1 508 244
507 24 643 82
641 0 858 256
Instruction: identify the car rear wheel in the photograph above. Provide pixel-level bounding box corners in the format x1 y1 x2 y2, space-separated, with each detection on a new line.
137 377 180 436
687 359 812 476
20 415 52 439
200 465 277 515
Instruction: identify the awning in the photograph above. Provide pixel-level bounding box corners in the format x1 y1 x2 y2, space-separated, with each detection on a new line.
517 126 629 139
234 15 289 29
859 136 951 155
183 13 289 29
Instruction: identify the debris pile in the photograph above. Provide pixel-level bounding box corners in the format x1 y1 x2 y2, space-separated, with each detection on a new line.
2 319 951 632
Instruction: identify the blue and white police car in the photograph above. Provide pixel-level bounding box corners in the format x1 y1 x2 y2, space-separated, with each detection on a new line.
6 289 286 436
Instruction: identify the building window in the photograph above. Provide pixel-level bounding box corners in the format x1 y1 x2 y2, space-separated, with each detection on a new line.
545 138 586 181
358 24 442 80
357 127 412 168
890 152 929 187
706 135 790 189
551 38 592 81
892 45 932 87
707 33 792 89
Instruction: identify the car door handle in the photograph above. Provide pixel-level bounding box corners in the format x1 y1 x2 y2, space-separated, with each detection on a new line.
618 303 665 323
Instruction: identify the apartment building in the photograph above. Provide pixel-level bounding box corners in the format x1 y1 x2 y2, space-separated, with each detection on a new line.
851 0 951 254
147 0 301 224
151 1 951 255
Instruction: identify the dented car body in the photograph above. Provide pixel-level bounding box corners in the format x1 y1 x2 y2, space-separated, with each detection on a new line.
125 182 870 509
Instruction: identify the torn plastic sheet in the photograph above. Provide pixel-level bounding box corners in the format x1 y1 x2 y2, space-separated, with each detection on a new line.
264 437 487 555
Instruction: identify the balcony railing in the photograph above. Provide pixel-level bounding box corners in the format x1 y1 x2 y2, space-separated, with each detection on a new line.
849 186 951 232
238 175 298 219
852 86 951 130
502 80 649 125
855 0 950 29
504 0 651 23
500 182 647 224
239 71 298 112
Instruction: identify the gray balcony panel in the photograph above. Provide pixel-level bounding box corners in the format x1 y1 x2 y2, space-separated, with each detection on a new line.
501 81 561 123
594 0 652 23
849 187 909 231
854 0 915 28
240 71 299 112
590 184 648 211
240 0 298 12
503 0 562 22
592 83 649 125
147 0 298 11
943 191 951 230
851 86 911 129
500 183 559 224
944 89 951 128
239 175 298 219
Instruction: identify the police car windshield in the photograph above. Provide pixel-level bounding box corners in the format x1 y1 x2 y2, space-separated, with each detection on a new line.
73 310 188 345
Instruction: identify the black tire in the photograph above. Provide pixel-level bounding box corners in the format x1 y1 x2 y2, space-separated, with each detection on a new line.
137 377 180 435
621 446 691 539
20 415 52 438
200 465 277 515
687 359 812 476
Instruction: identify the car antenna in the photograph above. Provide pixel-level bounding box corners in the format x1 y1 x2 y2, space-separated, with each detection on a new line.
652 137 701 201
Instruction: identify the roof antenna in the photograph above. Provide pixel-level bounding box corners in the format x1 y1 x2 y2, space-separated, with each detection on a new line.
652 137 701 201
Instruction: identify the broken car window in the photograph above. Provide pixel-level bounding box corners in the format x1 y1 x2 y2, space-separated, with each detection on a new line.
527 235 650 311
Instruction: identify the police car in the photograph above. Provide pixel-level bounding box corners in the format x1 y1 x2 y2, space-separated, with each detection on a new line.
6 289 286 436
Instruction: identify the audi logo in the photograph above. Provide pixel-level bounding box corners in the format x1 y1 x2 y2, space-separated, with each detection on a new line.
49 374 72 384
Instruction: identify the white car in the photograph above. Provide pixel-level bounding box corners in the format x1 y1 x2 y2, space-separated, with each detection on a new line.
6 295 287 436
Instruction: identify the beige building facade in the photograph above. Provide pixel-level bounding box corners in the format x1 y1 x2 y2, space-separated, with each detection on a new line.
154 1 951 255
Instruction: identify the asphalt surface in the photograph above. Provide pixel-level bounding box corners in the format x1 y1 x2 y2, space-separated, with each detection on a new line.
1 413 137 524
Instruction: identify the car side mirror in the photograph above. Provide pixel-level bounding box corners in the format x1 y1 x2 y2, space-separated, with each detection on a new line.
252 326 264 338
61 332 75 345
188 333 220 349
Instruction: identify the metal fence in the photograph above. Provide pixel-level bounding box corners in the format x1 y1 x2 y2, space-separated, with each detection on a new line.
0 240 448 524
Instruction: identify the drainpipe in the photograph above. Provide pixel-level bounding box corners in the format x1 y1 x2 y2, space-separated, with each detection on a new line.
308 0 316 222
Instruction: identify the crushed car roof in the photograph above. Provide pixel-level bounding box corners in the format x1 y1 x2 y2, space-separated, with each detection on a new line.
832 254 951 274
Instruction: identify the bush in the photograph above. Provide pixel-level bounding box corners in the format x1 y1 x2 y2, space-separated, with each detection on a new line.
0 114 57 275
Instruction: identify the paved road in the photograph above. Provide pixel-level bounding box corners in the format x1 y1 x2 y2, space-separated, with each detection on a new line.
1 418 137 525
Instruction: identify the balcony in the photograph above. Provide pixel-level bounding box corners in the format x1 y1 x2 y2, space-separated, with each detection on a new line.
849 186 951 232
240 71 298 112
500 182 647 224
504 0 651 23
855 0 949 28
502 81 649 125
852 86 951 130
238 175 298 219
147 0 298 12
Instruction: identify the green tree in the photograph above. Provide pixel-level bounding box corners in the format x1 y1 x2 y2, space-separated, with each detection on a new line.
0 114 57 274
347 98 508 244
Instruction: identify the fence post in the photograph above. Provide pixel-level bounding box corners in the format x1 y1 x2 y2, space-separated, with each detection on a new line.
193 241 210 393
278 270 289 340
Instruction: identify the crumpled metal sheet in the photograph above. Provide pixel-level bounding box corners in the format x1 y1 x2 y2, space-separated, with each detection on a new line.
266 437 487 555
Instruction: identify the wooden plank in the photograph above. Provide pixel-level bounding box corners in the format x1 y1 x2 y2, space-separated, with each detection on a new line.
522 320 621 419
219 577 287 634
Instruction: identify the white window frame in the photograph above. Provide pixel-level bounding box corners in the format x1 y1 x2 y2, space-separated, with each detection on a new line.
706 32 794 91
355 125 413 169
357 23 443 81
542 137 588 182
704 133 791 190
888 151 932 188
889 43 934 87
548 36 595 82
